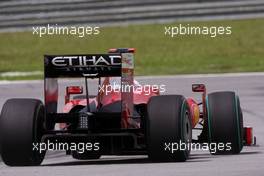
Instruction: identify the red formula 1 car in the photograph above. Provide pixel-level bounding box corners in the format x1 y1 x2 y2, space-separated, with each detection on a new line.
0 48 255 166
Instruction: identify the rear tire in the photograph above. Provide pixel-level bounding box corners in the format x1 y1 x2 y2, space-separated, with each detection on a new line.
206 92 243 154
147 95 192 162
0 99 46 166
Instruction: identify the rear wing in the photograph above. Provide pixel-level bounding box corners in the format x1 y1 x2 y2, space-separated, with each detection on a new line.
44 52 134 125
44 54 123 78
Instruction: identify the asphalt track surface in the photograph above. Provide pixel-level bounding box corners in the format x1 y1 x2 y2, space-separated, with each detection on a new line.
0 73 263 176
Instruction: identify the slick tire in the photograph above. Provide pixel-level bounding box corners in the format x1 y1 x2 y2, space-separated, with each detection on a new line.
147 95 192 162
206 92 243 154
0 99 46 166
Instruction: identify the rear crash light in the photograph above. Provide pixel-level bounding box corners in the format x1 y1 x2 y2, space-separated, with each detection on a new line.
67 86 83 95
244 126 256 146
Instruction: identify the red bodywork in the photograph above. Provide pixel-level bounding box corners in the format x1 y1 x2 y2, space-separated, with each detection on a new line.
62 77 201 129
63 78 160 112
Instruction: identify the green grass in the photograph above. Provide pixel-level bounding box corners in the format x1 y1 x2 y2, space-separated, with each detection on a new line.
0 18 264 80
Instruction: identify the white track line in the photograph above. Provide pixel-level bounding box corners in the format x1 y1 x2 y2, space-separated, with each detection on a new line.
138 72 264 79
0 72 264 85
0 71 42 77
